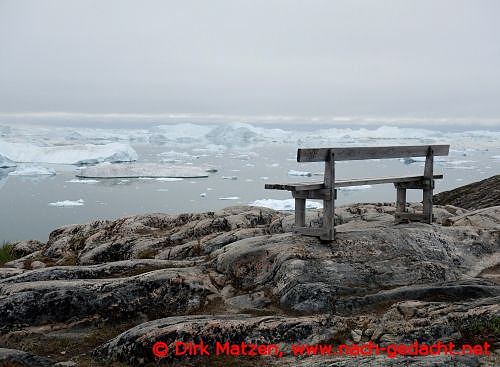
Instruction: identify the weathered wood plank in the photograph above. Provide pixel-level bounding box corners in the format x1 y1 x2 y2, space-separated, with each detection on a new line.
265 182 324 191
297 145 450 162
396 178 435 189
265 174 443 192
293 189 333 200
335 174 443 187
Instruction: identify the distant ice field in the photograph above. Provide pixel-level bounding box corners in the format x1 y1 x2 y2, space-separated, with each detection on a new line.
0 121 499 242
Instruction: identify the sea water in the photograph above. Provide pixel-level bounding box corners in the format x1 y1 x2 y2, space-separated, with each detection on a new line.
0 121 499 242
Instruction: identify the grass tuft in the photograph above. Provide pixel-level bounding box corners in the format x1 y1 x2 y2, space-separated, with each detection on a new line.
0 242 18 266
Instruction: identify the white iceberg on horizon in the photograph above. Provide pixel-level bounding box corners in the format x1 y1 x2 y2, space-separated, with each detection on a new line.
0 141 138 165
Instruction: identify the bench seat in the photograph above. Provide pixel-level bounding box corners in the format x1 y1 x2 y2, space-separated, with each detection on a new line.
265 174 444 191
265 145 450 240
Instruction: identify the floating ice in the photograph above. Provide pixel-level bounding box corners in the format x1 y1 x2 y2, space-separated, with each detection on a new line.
9 165 56 176
49 199 85 207
250 199 323 211
66 179 99 184
77 163 210 178
218 196 240 200
158 150 197 162
155 177 184 182
222 176 238 180
0 141 137 165
288 170 312 177
338 185 372 191
2 121 500 151
400 157 447 164
0 154 16 168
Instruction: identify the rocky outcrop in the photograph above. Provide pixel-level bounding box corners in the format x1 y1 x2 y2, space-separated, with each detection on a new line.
434 175 500 210
0 203 499 366
0 348 53 367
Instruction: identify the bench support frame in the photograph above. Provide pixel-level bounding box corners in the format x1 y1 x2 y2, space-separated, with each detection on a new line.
266 145 448 241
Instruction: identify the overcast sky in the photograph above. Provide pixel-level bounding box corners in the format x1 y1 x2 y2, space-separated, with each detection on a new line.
0 0 499 122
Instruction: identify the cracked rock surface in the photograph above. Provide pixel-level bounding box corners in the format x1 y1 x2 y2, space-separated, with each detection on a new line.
0 204 498 366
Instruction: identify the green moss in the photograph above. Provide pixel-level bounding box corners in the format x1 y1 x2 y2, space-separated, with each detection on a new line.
457 315 500 345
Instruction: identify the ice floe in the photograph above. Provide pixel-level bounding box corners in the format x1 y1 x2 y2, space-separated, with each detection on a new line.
288 170 312 177
77 163 210 178
250 199 323 211
218 196 240 200
0 141 137 165
155 177 184 182
338 185 372 191
9 165 56 176
158 150 198 162
66 179 100 184
49 199 85 207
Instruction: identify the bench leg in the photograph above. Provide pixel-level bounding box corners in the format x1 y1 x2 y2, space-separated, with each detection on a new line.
321 150 336 241
422 146 434 224
395 185 407 223
422 180 433 224
295 198 306 227
321 192 335 241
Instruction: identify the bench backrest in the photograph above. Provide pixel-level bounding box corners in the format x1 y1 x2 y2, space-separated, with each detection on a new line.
297 145 449 162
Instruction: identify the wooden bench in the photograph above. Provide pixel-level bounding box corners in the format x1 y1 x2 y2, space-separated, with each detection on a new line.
265 145 450 241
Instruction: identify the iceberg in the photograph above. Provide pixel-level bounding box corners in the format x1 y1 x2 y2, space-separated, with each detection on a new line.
0 141 137 165
49 199 85 207
9 165 56 176
77 163 210 179
250 199 323 211
0 154 16 168
205 123 263 146
218 196 240 200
